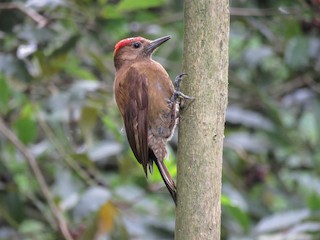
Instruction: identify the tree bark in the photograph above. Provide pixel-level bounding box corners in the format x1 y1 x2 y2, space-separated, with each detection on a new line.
175 0 229 239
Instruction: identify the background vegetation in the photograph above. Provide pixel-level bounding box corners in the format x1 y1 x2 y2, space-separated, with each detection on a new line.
0 0 320 239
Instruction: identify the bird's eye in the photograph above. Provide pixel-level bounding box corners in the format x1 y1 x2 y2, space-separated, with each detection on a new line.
132 42 141 48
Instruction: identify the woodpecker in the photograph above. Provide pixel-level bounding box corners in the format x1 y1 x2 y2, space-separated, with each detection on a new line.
113 35 192 205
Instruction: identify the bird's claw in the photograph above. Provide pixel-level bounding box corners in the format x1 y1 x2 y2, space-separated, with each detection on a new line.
171 91 195 102
174 73 188 92
171 73 194 102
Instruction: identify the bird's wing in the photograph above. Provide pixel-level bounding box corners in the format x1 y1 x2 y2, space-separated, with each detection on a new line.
123 67 149 176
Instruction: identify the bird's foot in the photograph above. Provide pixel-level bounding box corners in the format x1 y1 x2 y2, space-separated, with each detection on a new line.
171 91 195 102
171 73 195 103
174 73 188 92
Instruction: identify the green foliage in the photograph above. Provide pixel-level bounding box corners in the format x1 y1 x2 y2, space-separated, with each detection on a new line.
222 195 250 232
225 1 320 238
0 0 320 239
307 192 320 211
117 0 166 11
285 36 309 69
0 75 10 112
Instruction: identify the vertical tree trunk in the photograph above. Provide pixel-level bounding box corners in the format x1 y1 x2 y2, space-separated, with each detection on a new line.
175 0 229 239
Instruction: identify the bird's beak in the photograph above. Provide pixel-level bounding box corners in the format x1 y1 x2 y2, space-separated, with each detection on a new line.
145 35 171 55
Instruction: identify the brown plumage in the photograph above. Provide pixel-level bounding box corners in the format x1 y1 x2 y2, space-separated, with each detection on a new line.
113 36 178 204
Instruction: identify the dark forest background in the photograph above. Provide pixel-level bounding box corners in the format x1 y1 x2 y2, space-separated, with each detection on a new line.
1 0 320 239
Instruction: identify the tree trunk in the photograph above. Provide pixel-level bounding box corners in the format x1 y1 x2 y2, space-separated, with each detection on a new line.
175 0 229 239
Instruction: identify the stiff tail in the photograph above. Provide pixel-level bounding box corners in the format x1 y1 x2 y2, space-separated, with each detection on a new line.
154 159 177 205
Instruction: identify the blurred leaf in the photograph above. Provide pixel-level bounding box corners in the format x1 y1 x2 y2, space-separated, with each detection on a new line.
74 187 111 220
36 52 66 77
307 192 320 211
88 141 122 162
95 201 118 238
287 221 320 236
285 37 309 69
21 103 36 118
276 19 301 39
15 173 35 195
0 54 32 82
115 184 145 202
80 201 123 240
63 57 96 80
0 75 10 112
13 117 37 144
221 194 231 206
72 153 95 168
226 105 274 130
260 56 289 81
309 38 320 59
102 115 122 141
100 5 122 19
222 194 250 232
298 111 318 147
117 0 166 11
26 0 65 9
244 46 273 67
225 132 268 153
1 192 25 224
15 21 53 44
49 34 80 59
254 209 310 233
17 43 37 59
53 166 82 211
80 106 98 144
19 219 45 234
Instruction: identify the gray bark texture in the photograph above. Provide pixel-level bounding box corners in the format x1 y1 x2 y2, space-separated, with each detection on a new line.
175 0 229 239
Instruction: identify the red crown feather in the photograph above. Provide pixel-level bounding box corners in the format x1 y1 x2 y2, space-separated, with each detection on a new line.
114 37 144 56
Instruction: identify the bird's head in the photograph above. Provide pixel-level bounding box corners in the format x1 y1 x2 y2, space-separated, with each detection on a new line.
113 35 171 69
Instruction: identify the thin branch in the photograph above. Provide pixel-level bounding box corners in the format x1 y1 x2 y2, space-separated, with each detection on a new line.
0 2 49 28
269 74 320 98
302 75 320 94
0 118 74 240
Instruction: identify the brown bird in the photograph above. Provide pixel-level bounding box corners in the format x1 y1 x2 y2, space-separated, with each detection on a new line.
113 35 191 205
